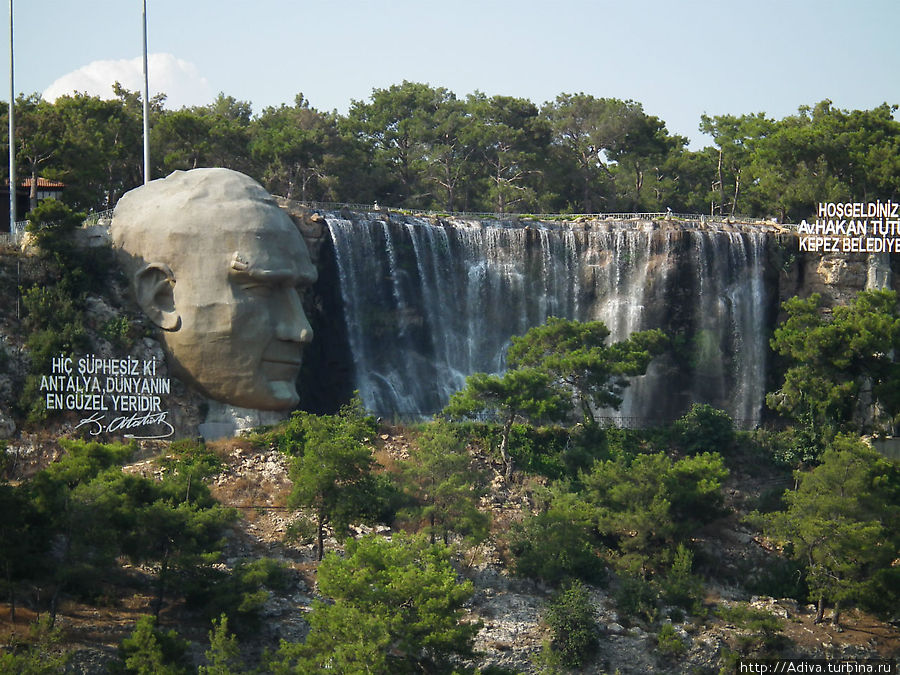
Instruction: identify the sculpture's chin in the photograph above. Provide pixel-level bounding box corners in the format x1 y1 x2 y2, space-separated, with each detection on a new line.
161 341 301 411
176 369 301 411
260 381 301 410
203 382 299 412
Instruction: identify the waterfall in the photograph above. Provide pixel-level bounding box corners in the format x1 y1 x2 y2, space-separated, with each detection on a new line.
324 213 771 426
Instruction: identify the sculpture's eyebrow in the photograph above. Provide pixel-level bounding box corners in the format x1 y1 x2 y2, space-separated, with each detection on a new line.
230 252 317 285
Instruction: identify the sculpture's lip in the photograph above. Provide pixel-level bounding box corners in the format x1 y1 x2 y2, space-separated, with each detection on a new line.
262 358 303 366
261 356 303 384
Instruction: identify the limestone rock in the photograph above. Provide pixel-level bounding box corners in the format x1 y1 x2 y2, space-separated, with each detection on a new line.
71 224 111 248
199 399 290 441
275 197 329 265
0 409 15 439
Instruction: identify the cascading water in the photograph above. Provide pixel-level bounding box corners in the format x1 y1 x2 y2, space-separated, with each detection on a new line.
324 212 772 426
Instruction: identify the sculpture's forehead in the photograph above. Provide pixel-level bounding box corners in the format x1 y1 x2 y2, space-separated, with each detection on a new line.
204 197 294 232
181 205 315 279
233 229 310 271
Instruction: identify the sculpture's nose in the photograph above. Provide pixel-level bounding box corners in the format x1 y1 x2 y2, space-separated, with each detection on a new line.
276 288 313 343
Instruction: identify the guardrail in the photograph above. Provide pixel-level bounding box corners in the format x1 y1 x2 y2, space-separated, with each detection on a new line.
369 409 763 430
295 201 790 228
7 202 792 241
0 232 20 247
0 219 27 247
83 209 115 226
3 209 115 245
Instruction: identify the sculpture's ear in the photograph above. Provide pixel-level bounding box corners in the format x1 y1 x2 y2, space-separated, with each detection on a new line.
134 263 181 331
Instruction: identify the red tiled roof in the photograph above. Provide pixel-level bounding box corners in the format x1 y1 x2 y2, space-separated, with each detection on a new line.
19 177 66 189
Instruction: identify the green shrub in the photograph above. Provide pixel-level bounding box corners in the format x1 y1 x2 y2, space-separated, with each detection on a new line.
26 199 112 296
714 603 788 655
614 574 658 624
284 515 318 546
118 615 189 675
543 580 599 668
182 557 290 633
764 421 828 468
656 622 686 657
562 422 610 474
603 424 665 457
660 544 705 616
718 646 741 675
582 451 728 574
532 642 566 675
454 421 571 479
26 198 82 250
0 616 68 674
674 403 734 455
508 503 605 585
198 614 243 675
18 260 90 426
101 316 135 349
509 424 570 478
157 439 222 482
270 533 479 673
399 420 489 545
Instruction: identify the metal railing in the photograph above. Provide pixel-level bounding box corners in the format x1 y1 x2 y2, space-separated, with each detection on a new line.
0 219 27 247
0 232 20 247
295 201 791 229
5 202 791 244
366 408 763 430
82 209 115 226
593 415 763 430
3 209 115 247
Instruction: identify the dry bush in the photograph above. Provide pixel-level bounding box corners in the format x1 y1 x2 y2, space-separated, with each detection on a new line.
372 445 403 475
213 476 257 508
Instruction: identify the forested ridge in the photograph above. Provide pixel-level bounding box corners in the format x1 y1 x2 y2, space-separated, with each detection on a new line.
3 82 899 221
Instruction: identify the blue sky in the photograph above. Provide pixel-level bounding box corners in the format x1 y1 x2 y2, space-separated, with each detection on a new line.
4 0 898 148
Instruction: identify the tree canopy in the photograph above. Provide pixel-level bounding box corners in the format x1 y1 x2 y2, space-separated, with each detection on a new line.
2 85 895 220
767 290 900 435
756 435 900 625
443 367 569 479
507 317 667 423
445 318 666 478
270 532 479 674
282 397 382 559
399 421 490 545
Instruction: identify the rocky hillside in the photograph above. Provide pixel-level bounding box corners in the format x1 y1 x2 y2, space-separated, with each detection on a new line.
3 428 894 674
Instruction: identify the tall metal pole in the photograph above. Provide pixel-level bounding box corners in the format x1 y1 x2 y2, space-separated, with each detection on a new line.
141 0 150 184
8 0 15 229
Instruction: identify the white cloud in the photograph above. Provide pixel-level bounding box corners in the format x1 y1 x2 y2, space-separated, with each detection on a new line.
42 53 213 109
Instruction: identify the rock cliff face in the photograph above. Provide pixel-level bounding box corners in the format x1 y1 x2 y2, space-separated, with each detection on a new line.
315 212 790 426
792 251 895 303
277 201 356 416
299 208 898 426
1 208 897 441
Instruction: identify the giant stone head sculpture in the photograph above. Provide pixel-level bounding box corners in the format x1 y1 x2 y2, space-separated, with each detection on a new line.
110 168 318 410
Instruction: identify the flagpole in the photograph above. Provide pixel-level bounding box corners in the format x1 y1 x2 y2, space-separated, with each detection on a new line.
142 0 150 184
8 0 15 228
